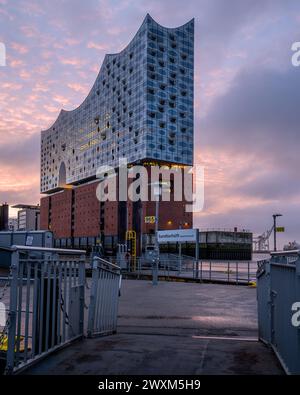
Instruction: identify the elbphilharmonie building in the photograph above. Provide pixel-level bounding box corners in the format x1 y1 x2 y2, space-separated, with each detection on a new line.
40 14 194 252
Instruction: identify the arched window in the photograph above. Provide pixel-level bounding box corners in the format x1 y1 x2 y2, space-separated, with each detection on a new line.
58 162 66 188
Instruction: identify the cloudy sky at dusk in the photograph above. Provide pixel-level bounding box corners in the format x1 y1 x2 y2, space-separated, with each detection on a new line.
0 0 300 246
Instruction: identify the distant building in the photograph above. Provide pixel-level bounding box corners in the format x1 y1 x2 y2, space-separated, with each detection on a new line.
0 203 9 231
160 229 253 261
12 204 40 231
8 218 18 231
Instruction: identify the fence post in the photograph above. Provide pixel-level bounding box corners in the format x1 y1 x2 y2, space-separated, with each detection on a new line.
195 229 199 279
87 257 99 338
247 261 249 284
152 258 158 286
79 254 86 336
5 250 19 374
227 262 230 283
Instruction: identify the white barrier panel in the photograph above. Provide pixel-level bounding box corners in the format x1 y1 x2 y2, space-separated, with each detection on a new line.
157 229 197 243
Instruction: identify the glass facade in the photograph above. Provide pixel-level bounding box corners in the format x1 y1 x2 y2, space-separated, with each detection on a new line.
41 14 194 193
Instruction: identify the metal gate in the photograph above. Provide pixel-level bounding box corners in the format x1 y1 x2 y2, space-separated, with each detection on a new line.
87 257 121 337
257 251 300 374
1 245 86 374
0 246 122 374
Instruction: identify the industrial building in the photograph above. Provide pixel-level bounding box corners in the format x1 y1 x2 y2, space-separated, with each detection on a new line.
40 14 194 254
160 229 253 261
0 203 8 231
8 218 18 231
12 204 40 231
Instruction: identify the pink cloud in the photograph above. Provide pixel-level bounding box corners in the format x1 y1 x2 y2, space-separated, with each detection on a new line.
9 59 25 68
19 69 31 79
87 42 108 50
64 38 82 46
20 25 39 38
11 42 28 54
2 82 23 90
53 94 70 106
67 82 89 95
59 57 86 68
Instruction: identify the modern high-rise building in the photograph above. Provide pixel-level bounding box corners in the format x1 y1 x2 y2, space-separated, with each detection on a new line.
40 14 194 253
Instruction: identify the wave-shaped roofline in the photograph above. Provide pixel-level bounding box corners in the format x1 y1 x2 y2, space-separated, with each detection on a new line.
41 14 194 134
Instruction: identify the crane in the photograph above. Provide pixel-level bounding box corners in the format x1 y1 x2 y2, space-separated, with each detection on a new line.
253 225 274 252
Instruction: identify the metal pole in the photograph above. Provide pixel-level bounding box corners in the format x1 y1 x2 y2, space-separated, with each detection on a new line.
179 224 182 274
87 256 98 338
272 213 282 252
153 190 159 286
155 197 159 252
273 215 277 252
79 254 86 337
6 251 19 374
195 229 199 279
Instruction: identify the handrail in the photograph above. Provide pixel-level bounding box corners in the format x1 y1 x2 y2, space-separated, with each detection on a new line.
93 256 121 270
10 245 86 255
271 250 300 256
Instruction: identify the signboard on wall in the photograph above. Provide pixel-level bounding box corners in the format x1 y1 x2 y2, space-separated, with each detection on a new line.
25 236 33 246
145 216 156 224
157 229 198 243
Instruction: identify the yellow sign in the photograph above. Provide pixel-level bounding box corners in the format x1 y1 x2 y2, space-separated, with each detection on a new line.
145 216 156 224
276 227 285 232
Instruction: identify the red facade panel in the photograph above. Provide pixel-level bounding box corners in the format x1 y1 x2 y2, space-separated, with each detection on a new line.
50 190 72 238
74 182 100 237
40 166 193 243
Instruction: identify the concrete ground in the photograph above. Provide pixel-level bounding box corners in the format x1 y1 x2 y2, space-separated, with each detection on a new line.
24 280 283 375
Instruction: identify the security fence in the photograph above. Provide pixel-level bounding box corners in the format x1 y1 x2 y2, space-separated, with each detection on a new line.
257 250 300 374
0 246 121 375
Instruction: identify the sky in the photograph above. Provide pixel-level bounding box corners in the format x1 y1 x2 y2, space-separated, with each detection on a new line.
0 0 300 247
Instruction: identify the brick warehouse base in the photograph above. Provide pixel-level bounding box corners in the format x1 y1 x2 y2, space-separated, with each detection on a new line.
40 171 193 255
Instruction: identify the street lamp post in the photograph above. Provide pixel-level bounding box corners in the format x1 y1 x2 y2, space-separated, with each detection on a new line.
152 182 161 286
273 213 282 252
178 222 182 274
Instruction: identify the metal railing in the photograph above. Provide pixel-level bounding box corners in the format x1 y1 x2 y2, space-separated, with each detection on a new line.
0 246 122 375
257 250 300 374
87 257 121 337
2 245 86 374
119 254 257 285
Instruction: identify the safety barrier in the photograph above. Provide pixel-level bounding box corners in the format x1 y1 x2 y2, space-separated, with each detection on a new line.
0 246 121 375
87 257 121 337
0 245 86 374
257 250 300 374
121 254 257 285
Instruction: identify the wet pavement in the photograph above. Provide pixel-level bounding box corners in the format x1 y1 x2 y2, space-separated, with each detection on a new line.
24 280 283 375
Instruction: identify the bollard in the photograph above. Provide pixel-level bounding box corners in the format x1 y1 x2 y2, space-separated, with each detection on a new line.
152 258 158 286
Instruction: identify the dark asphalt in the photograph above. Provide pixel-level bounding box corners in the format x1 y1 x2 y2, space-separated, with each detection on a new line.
24 280 283 375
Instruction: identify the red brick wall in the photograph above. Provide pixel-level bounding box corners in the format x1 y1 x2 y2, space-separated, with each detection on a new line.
50 189 73 238
74 182 100 237
40 164 194 241
142 201 192 233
